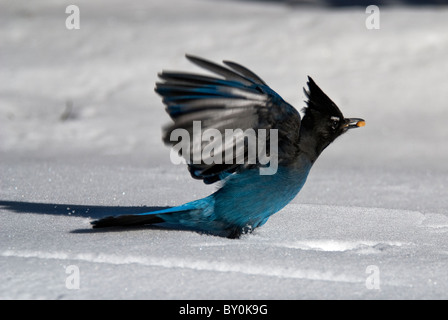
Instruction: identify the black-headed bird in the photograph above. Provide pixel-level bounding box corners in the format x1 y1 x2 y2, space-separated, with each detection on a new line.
92 55 365 238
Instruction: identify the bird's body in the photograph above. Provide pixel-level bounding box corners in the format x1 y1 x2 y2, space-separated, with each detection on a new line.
92 55 364 238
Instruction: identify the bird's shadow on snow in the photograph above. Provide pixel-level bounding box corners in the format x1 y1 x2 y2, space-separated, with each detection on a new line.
0 200 225 236
0 200 167 218
0 200 172 233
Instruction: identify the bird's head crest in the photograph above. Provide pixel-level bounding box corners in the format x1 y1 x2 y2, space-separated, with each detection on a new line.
302 76 344 119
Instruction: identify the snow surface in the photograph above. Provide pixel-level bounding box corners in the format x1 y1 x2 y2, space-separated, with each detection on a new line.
1 0 448 299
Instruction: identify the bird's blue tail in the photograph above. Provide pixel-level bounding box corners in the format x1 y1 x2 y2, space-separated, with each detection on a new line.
90 196 232 236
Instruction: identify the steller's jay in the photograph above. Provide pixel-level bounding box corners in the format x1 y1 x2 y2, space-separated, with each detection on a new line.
92 54 365 238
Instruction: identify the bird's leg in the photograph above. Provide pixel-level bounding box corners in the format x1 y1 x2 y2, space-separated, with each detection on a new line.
226 227 243 239
226 225 254 239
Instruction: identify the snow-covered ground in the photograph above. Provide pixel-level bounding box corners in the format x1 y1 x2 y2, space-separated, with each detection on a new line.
1 0 448 299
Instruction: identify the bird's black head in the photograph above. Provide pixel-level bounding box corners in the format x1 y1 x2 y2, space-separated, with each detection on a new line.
300 76 365 161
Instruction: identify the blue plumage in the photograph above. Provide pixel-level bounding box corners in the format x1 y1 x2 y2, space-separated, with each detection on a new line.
91 55 364 238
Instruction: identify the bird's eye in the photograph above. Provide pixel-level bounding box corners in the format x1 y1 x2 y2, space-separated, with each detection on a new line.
330 116 340 130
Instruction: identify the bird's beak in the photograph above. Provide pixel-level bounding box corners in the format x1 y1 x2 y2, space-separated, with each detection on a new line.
344 118 365 129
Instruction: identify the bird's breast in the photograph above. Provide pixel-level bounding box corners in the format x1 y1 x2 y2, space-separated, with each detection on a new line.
212 159 312 228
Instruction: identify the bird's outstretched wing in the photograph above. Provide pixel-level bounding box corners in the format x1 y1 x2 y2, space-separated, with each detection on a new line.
155 54 301 184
